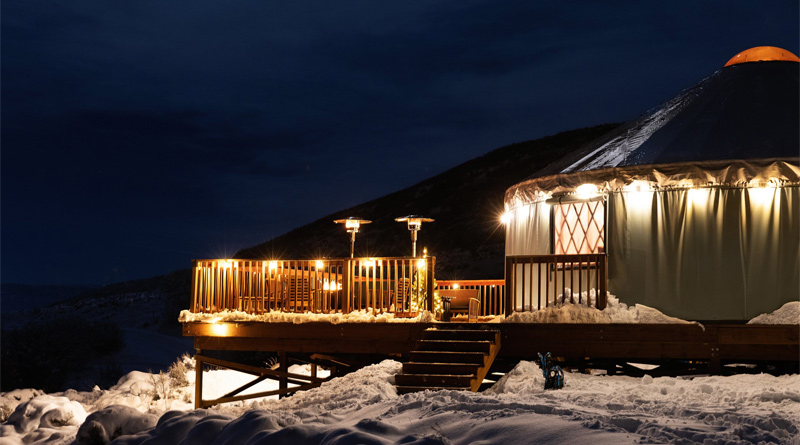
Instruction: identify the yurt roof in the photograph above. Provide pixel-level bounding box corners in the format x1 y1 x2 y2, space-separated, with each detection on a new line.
506 47 800 207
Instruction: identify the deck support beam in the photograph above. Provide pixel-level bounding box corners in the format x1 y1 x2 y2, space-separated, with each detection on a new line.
191 352 328 408
194 348 203 410
279 351 288 399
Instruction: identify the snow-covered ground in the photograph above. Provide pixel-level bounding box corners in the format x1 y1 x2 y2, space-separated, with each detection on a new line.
3 300 797 444
2 357 798 444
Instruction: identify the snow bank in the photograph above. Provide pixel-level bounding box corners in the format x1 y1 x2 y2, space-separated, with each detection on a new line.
748 301 800 325
74 405 157 444
0 388 45 423
0 395 87 444
487 361 800 443
179 308 437 324
253 359 401 413
504 294 694 324
2 359 799 444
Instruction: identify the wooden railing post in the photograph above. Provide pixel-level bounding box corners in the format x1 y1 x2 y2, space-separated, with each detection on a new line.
505 256 514 317
426 256 435 312
190 260 198 312
598 254 608 310
342 259 351 314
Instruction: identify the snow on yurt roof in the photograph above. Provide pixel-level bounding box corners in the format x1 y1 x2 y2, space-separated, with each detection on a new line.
506 47 800 207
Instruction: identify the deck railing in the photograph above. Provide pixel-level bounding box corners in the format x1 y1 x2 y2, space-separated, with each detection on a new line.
505 254 607 316
191 257 435 315
436 280 505 316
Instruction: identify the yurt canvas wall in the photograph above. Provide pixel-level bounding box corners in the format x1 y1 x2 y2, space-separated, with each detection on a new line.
504 48 800 321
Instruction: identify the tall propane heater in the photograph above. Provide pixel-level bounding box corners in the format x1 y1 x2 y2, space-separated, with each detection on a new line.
395 215 434 257
333 217 372 258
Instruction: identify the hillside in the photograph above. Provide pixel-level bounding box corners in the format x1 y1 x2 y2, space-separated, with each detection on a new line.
236 123 619 279
1 124 618 392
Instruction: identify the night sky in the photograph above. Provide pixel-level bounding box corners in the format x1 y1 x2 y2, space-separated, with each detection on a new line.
2 1 798 286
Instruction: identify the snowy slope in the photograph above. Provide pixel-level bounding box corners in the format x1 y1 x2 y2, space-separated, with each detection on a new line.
2 301 797 444
2 358 799 444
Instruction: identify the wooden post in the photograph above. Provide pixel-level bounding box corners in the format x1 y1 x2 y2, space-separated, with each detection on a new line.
194 349 203 409
425 256 435 312
597 254 608 310
505 257 514 317
278 351 288 399
190 260 198 312
342 259 351 314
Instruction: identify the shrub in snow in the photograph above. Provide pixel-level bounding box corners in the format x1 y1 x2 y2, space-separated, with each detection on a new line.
74 404 157 445
168 355 192 387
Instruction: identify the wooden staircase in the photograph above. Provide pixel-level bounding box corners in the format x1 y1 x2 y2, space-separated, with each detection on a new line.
395 327 501 394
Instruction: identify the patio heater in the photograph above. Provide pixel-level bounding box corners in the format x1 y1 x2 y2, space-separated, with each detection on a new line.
333 217 371 258
395 215 434 257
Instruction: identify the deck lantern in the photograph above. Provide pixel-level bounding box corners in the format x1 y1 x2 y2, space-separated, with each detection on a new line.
395 215 434 257
334 217 372 258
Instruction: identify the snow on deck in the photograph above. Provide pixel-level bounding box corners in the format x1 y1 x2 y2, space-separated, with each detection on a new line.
179 294 702 325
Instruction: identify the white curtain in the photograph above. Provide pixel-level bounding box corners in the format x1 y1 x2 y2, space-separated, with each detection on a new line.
607 186 799 320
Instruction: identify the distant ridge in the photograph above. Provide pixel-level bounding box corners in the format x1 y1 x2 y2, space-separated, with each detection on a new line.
236 124 619 279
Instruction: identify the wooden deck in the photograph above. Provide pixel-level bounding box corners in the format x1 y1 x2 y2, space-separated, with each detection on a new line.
183 321 798 369
183 256 797 406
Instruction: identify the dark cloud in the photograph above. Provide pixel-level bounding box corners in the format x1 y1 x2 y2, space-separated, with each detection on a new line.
2 0 798 284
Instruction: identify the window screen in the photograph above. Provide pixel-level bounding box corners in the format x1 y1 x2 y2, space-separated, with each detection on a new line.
553 201 605 254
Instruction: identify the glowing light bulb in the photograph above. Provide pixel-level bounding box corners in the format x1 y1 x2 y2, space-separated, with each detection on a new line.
576 183 599 199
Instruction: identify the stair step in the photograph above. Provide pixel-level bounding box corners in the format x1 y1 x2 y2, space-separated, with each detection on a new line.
409 351 486 365
395 373 474 387
416 340 492 353
423 329 499 342
396 386 467 395
403 362 481 375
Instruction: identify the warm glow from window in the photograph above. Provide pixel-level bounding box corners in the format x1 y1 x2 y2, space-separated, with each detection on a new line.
554 201 605 254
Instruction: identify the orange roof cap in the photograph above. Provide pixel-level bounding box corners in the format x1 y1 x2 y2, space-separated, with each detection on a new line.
724 46 800 67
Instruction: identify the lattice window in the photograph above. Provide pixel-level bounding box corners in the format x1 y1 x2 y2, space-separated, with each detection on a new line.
553 201 605 254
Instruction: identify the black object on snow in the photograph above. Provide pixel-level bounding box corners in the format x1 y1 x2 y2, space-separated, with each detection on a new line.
538 352 565 390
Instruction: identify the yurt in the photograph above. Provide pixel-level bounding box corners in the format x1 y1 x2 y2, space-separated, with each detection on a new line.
503 46 800 321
